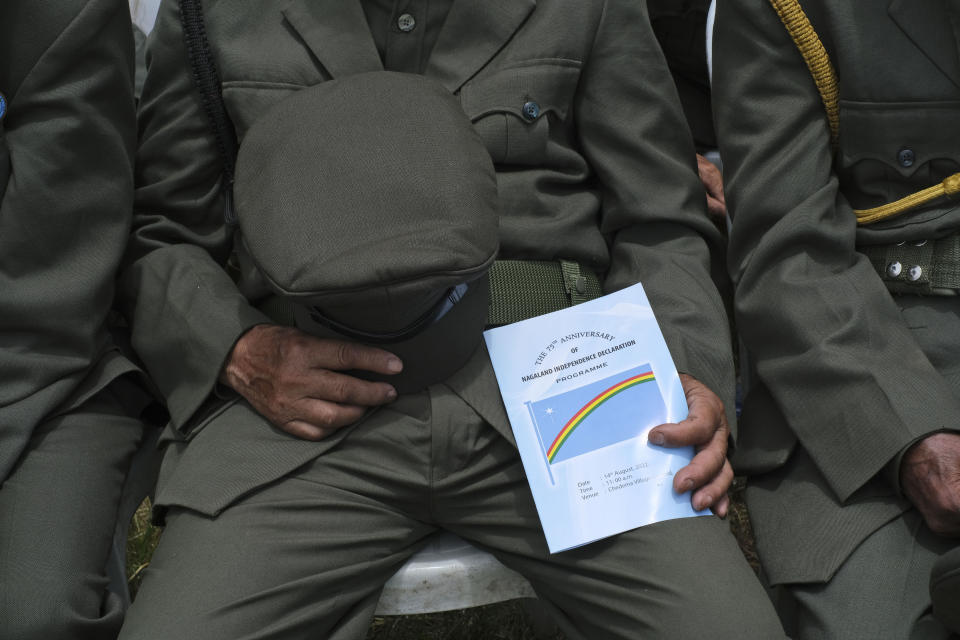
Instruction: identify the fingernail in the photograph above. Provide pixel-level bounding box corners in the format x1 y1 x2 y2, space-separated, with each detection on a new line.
649 432 664 446
682 478 694 491
697 495 710 511
387 357 403 373
386 386 398 400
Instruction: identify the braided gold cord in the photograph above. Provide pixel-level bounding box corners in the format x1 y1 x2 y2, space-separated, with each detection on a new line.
855 173 960 224
769 1 958 225
945 173 960 196
769 0 840 146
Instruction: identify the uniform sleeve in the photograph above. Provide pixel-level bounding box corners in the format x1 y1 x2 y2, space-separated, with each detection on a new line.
0 0 136 432
120 0 270 431
713 0 960 500
574 0 737 427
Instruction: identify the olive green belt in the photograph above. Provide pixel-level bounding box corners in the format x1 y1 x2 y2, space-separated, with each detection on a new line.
859 233 960 296
257 259 603 328
486 259 602 325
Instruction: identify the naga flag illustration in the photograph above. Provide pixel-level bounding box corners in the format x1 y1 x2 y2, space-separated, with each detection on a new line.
528 364 667 465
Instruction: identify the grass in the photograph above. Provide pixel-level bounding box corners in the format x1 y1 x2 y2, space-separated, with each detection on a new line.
366 602 563 640
125 499 161 596
727 476 762 573
126 482 760 638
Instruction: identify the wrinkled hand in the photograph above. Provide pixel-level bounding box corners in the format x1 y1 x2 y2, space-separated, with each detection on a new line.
648 374 733 516
696 153 727 220
901 433 960 537
220 324 402 441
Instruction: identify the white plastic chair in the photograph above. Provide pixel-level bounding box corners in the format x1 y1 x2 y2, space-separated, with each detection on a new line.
129 0 161 34
375 532 536 615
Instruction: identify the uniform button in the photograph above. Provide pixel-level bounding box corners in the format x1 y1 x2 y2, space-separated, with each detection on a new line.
898 148 915 168
575 275 587 294
397 13 416 32
886 261 903 278
908 265 923 281
522 100 540 120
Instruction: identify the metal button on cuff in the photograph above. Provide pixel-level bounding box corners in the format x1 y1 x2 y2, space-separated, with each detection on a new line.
898 148 915 168
521 101 540 120
887 261 903 278
397 13 416 32
908 265 923 282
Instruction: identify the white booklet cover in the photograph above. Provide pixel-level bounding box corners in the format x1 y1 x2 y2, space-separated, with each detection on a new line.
483 282 706 552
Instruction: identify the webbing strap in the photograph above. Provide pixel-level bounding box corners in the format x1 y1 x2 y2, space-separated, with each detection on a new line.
486 260 602 326
859 233 960 294
560 259 592 306
258 260 603 329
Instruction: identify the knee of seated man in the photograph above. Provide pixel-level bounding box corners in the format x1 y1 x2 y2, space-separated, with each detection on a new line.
1 574 122 640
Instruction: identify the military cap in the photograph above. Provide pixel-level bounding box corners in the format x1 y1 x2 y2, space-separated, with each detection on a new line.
235 71 499 392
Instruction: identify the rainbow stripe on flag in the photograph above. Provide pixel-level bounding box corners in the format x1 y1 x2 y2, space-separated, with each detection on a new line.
528 364 667 466
545 371 655 462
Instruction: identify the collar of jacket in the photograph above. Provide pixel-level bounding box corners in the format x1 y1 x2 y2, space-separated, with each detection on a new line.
888 0 960 90
281 0 536 92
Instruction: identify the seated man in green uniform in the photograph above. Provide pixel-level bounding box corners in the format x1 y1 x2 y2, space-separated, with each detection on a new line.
714 0 960 637
0 0 154 638
117 1 786 638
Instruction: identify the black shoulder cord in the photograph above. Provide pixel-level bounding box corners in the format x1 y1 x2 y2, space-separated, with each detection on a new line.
179 0 239 225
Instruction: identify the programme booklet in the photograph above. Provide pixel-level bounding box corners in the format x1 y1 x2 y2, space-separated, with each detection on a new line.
482 282 707 552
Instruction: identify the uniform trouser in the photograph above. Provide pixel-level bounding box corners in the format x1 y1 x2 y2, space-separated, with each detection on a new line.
119 383 786 640
776 509 958 640
0 385 145 640
757 295 960 639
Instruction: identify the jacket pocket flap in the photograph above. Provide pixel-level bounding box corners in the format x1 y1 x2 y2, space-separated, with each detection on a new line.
222 81 304 142
459 59 580 122
839 100 960 175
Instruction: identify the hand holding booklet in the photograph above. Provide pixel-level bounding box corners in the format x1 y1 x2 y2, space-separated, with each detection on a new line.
482 282 707 553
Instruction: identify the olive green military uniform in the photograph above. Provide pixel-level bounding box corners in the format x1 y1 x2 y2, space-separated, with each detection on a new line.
714 0 960 637
0 0 151 638
117 1 785 638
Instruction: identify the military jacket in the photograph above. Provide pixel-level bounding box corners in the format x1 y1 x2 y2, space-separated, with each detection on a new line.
714 0 960 583
125 0 734 516
0 0 140 482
